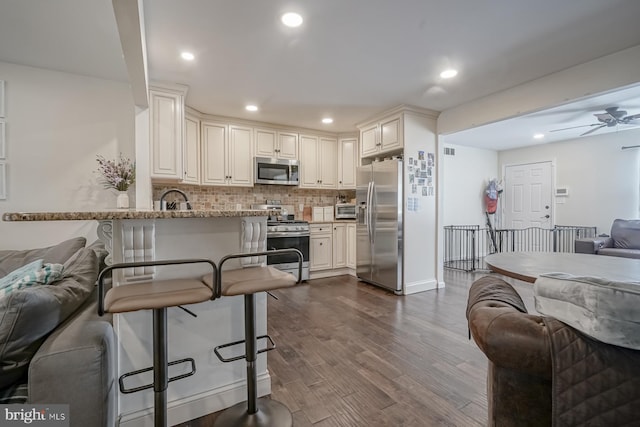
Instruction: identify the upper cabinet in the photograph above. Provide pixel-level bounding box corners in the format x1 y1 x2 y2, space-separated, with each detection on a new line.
299 134 338 189
338 137 357 189
255 128 298 160
183 114 200 184
201 121 253 187
358 114 403 158
149 84 188 180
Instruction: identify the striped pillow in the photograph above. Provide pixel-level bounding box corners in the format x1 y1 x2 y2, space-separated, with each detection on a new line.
0 263 65 299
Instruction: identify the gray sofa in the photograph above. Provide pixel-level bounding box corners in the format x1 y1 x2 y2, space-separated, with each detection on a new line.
0 237 115 427
575 218 640 259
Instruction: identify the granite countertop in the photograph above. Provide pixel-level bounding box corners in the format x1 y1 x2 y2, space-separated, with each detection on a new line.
2 209 270 222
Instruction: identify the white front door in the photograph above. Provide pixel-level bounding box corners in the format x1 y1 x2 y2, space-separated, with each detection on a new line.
504 161 553 229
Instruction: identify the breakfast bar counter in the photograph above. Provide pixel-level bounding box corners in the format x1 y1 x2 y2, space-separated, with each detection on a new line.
3 209 273 427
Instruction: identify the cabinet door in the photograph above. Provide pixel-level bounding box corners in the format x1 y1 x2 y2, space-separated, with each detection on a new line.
338 138 357 189
150 89 183 179
255 128 276 158
228 125 254 187
346 223 356 269
360 124 378 157
310 234 332 271
299 134 319 188
333 224 347 268
319 137 337 189
201 122 227 185
183 115 200 184
380 117 402 152
277 131 298 160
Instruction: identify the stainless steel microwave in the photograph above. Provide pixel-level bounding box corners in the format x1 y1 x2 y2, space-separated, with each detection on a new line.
254 157 300 186
335 203 357 219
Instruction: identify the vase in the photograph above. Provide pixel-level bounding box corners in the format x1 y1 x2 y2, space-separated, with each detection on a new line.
116 191 129 209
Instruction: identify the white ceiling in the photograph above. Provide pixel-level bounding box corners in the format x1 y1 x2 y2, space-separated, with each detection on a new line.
1 0 640 149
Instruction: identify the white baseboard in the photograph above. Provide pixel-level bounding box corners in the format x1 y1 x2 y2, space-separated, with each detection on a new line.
309 267 354 280
404 278 439 295
118 373 271 427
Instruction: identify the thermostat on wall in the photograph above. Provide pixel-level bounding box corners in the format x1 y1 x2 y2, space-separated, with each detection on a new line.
555 187 569 197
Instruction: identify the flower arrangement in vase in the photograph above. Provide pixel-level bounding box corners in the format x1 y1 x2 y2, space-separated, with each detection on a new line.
95 154 136 209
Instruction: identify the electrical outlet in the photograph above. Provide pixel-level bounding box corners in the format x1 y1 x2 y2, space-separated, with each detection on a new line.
299 203 304 212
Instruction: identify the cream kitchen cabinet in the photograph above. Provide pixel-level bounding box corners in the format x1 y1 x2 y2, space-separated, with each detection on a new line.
149 84 187 180
358 114 403 158
201 121 253 187
346 223 356 269
254 128 298 160
183 114 200 184
338 137 357 189
310 224 333 271
299 134 338 189
332 223 347 268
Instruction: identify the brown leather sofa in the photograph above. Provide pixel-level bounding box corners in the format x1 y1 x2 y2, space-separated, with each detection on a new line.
466 275 640 427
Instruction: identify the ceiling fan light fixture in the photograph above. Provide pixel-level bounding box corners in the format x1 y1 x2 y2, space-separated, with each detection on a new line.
322 117 333 124
533 133 545 139
245 105 258 112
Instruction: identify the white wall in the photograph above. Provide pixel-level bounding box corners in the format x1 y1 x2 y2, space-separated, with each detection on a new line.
0 61 134 249
498 129 640 234
442 142 499 227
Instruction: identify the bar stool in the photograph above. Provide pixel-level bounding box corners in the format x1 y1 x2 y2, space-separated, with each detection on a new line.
207 249 303 427
98 259 217 427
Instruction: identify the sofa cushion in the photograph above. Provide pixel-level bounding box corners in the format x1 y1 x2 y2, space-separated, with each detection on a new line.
534 272 640 350
610 219 640 249
0 247 98 389
597 247 640 259
0 237 86 278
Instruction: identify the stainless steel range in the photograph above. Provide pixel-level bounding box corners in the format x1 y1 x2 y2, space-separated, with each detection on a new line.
252 204 310 281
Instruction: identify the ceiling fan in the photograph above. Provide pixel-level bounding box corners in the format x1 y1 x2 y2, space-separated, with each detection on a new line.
550 106 640 136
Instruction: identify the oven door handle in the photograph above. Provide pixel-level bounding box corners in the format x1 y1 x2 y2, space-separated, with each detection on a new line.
267 231 310 238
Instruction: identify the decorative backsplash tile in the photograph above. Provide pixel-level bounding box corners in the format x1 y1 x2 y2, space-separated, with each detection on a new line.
152 184 355 217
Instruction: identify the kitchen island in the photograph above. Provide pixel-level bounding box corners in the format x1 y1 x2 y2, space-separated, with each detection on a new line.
3 209 272 427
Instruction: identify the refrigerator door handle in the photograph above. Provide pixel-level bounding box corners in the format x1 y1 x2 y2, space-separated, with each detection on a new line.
370 181 376 245
366 181 373 243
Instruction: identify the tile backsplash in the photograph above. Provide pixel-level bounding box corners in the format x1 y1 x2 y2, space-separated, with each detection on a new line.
153 184 355 218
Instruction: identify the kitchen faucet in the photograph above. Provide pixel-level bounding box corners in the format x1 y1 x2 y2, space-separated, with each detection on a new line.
159 188 192 210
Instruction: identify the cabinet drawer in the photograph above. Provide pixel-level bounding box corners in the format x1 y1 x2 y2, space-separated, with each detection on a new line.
310 224 332 234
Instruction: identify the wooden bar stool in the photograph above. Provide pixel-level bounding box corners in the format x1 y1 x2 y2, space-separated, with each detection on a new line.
98 259 217 427
206 249 302 427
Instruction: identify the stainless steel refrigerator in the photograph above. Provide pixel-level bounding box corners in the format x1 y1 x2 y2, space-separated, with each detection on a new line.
356 159 403 294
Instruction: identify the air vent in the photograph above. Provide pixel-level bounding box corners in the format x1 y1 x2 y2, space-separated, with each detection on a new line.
444 147 456 156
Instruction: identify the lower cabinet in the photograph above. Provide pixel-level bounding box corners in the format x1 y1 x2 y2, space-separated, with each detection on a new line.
310 222 357 276
310 224 333 271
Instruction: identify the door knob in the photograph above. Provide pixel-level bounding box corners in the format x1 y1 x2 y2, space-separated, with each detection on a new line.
541 214 550 219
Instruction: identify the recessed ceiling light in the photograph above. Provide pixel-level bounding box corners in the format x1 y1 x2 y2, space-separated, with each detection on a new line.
281 12 303 27
440 69 458 79
322 118 333 124
533 133 545 139
245 105 258 112
181 52 195 61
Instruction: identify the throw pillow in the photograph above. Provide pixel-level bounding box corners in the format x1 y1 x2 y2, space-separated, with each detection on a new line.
0 263 65 299
0 247 97 389
0 259 43 290
0 237 86 278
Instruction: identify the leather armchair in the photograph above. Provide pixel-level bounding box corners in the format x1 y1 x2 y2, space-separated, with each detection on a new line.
466 276 552 427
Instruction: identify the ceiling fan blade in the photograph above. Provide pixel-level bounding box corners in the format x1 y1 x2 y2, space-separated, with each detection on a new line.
549 123 601 132
622 113 640 123
580 124 607 136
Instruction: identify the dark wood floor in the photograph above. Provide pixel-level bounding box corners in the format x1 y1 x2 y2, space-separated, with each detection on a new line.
177 269 535 427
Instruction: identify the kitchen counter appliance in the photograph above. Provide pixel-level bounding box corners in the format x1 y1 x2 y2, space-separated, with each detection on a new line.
335 203 356 219
356 159 403 294
251 204 310 281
